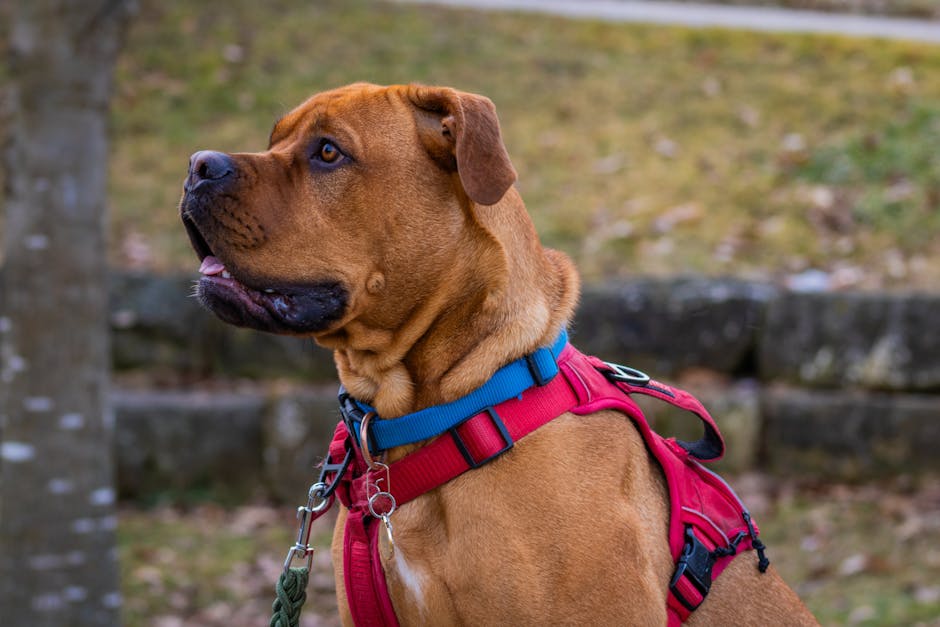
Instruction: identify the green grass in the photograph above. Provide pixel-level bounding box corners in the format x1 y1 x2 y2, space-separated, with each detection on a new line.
118 503 338 626
117 477 940 626
760 479 940 626
110 0 940 288
796 102 940 248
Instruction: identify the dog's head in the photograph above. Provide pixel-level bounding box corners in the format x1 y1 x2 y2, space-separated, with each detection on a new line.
179 83 517 336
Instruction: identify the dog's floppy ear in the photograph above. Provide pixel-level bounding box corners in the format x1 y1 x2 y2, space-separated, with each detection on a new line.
407 85 517 206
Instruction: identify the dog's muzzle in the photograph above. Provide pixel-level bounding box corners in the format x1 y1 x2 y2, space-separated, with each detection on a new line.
180 152 349 335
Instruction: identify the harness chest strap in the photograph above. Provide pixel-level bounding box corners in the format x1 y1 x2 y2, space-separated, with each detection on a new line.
325 344 767 626
341 498 400 627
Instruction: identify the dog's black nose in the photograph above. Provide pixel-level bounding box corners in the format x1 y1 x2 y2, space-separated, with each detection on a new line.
186 150 234 190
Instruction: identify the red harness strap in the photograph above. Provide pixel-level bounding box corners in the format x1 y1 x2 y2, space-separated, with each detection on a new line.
563 350 768 625
325 344 767 626
327 427 400 627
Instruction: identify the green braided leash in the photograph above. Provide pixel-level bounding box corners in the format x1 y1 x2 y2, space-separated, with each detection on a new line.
273 454 345 626
270 566 309 627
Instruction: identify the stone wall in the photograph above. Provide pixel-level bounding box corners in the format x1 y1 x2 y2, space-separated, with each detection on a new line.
109 273 940 501
110 273 336 381
575 279 940 479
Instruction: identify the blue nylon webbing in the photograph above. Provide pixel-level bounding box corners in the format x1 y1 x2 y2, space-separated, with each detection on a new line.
350 329 568 451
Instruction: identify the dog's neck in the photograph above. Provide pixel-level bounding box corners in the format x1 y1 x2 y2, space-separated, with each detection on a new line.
321 189 579 418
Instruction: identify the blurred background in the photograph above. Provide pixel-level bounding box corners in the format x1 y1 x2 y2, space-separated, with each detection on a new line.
2 0 940 625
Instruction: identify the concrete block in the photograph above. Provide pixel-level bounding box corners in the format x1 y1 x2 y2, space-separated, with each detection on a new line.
114 388 266 499
262 385 345 503
759 291 940 391
633 379 761 474
761 385 940 478
109 272 214 374
573 277 776 377
110 271 336 381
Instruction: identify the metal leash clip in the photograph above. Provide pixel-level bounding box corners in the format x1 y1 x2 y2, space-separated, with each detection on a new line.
282 481 332 574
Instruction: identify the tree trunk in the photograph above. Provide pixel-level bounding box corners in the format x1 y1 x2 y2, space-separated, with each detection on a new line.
1 2 132 625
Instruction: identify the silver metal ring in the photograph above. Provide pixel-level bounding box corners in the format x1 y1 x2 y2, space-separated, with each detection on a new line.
308 482 332 513
368 491 397 519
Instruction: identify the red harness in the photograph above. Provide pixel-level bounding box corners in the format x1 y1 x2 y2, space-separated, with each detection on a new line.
315 343 768 626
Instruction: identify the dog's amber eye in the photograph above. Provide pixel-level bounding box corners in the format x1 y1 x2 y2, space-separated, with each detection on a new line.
318 142 341 164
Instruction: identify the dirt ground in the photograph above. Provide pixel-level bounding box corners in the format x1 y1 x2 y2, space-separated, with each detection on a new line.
119 473 940 626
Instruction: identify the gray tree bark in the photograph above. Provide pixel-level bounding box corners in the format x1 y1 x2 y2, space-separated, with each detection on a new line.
1 1 133 625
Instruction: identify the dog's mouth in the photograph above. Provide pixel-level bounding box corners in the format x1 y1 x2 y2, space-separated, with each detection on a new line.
182 212 347 335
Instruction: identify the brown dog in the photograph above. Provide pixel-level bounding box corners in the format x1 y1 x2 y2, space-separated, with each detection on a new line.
180 83 817 625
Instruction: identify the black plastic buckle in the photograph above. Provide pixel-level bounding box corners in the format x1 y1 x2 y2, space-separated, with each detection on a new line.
316 444 353 500
338 386 366 433
338 386 381 455
449 408 514 469
601 361 651 386
669 526 716 612
525 352 556 387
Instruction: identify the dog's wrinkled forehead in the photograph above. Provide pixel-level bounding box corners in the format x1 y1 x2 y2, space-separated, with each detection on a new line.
268 82 391 149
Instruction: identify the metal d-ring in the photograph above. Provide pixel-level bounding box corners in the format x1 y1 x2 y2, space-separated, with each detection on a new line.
359 411 382 470
307 482 332 514
603 361 651 385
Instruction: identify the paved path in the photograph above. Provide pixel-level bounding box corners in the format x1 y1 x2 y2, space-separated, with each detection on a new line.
396 0 940 44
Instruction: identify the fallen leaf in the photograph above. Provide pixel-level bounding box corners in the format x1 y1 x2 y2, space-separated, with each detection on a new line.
839 553 869 577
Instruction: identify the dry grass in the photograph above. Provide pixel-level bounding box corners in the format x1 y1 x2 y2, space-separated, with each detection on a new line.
110 0 940 289
118 475 940 626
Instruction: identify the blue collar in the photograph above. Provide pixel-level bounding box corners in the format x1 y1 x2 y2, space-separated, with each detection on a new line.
339 329 569 453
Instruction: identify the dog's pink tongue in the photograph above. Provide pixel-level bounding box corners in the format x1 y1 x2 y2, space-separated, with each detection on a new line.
199 256 226 276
